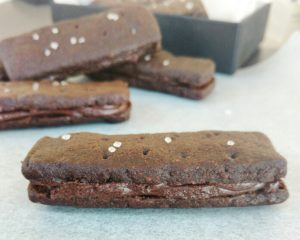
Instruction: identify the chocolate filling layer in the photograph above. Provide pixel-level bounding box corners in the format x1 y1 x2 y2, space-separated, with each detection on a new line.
0 102 130 122
30 180 283 202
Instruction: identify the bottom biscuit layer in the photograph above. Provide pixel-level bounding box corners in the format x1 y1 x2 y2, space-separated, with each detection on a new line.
128 77 215 100
28 180 288 208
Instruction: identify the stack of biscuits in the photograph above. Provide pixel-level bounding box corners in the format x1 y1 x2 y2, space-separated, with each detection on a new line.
0 4 215 129
0 3 289 209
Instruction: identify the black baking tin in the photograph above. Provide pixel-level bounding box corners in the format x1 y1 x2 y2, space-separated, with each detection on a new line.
51 2 270 74
22 0 51 5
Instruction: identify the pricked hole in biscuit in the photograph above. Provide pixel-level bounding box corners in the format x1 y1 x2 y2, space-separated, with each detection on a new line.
74 24 79 29
143 148 150 156
181 152 189 158
103 31 107 37
103 153 109 159
230 152 238 160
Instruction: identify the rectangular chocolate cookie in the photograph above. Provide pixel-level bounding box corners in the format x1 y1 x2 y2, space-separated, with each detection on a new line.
91 0 208 17
0 6 161 81
90 51 215 99
22 131 288 208
0 62 8 81
0 80 131 129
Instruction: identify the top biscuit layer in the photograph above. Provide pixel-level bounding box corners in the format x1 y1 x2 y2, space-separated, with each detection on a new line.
22 131 287 185
0 6 161 80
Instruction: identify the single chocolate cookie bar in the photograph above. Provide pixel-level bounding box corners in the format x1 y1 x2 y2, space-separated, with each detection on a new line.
22 131 289 208
90 51 215 99
92 0 208 17
0 80 131 129
0 6 161 81
0 62 8 81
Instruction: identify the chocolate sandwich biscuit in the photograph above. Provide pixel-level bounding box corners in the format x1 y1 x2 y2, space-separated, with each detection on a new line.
90 51 215 99
92 0 208 17
0 62 8 81
22 131 288 208
0 80 130 129
0 6 161 81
